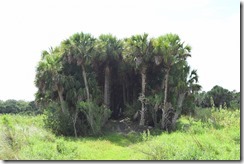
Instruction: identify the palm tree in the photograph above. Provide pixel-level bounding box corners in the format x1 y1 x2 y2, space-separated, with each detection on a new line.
63 32 96 136
66 32 96 102
35 47 66 113
124 33 153 126
171 65 201 129
95 34 123 109
152 33 191 129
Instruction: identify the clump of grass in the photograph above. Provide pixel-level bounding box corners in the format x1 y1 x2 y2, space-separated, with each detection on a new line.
55 138 78 159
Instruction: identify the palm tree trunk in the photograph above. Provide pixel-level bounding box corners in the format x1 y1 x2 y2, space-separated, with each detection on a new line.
57 88 65 113
163 69 170 110
161 71 165 90
122 82 126 105
162 68 170 129
172 93 185 130
126 79 130 104
153 103 159 128
81 64 94 134
72 110 78 138
81 64 90 101
139 67 147 126
104 64 110 108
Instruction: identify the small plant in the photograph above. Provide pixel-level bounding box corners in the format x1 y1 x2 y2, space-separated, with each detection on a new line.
141 141 178 160
56 140 66 154
126 131 140 143
223 102 227 110
141 129 151 141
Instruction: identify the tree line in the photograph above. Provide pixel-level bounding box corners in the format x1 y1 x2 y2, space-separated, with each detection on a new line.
0 100 39 115
0 86 238 115
0 85 238 116
195 85 240 110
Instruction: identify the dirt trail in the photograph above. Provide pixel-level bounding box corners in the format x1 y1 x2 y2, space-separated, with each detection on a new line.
104 118 152 134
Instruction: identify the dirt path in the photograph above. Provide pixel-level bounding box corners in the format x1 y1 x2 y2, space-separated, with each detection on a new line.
103 117 152 134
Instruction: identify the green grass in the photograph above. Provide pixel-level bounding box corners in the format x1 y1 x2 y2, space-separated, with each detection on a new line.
0 108 240 160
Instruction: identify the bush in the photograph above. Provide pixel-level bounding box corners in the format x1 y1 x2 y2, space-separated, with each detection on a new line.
43 100 112 137
43 103 74 136
193 107 240 130
194 108 212 123
56 138 78 157
79 101 111 135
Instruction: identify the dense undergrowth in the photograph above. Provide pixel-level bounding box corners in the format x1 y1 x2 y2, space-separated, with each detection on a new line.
0 108 240 160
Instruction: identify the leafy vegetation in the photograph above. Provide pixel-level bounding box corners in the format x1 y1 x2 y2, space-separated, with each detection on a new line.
0 100 40 115
0 108 240 160
195 85 240 110
0 31 240 160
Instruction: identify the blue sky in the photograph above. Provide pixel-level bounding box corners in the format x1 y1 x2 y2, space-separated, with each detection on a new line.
0 0 240 101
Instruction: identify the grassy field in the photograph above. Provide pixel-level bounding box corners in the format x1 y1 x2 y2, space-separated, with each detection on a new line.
0 108 240 160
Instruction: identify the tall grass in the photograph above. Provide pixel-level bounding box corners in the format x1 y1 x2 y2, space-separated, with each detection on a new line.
0 108 240 160
139 108 240 160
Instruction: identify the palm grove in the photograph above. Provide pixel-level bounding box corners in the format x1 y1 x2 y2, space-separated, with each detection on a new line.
34 32 215 137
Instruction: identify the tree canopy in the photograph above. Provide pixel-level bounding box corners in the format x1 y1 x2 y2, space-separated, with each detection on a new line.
34 32 204 136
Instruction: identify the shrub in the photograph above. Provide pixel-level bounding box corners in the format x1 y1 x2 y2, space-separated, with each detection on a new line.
79 101 111 135
43 103 75 136
56 138 78 156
